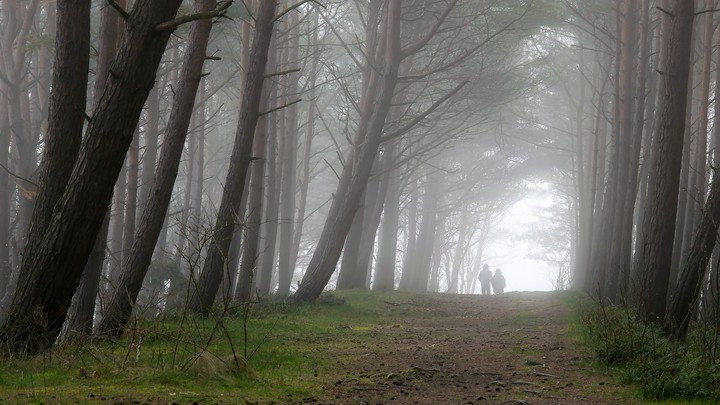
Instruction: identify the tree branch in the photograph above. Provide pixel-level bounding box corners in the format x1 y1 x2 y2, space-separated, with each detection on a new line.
380 80 468 144
0 162 37 187
401 0 459 58
263 68 301 79
657 6 674 17
259 98 302 116
107 0 129 21
156 1 233 31
274 0 312 22
695 8 720 16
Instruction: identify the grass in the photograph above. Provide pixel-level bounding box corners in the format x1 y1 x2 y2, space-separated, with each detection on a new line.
574 296 720 403
0 290 419 403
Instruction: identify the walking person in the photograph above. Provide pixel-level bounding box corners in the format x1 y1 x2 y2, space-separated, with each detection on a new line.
491 268 506 294
478 264 492 295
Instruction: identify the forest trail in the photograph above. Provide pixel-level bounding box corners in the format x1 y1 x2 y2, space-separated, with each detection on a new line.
319 291 635 404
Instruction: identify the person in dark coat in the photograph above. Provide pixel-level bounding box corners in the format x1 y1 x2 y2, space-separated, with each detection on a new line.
478 264 492 295
491 268 506 294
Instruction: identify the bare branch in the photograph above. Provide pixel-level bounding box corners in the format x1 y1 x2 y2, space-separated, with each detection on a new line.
380 80 468 144
0 162 37 187
657 6 674 17
401 0 460 58
263 67 301 78
259 98 302 116
106 0 129 21
156 1 233 31
695 8 720 16
274 0 313 22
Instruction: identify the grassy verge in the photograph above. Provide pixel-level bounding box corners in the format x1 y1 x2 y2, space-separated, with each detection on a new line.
0 290 418 403
573 295 720 403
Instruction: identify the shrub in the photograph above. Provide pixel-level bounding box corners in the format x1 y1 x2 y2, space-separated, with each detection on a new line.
580 304 720 401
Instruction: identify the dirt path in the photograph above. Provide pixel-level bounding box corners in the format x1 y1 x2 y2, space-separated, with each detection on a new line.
318 291 634 404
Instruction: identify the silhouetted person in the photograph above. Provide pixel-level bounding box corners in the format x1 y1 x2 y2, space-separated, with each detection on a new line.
491 269 506 294
478 264 492 295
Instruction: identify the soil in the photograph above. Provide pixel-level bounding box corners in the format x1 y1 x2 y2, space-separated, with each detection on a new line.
316 291 634 405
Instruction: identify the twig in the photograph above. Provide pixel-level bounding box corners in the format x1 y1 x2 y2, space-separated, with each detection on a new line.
106 0 129 21
380 80 468 144
156 1 233 31
656 6 674 17
274 0 313 22
259 98 302 116
533 372 559 379
263 68 301 79
0 162 36 186
76 105 92 123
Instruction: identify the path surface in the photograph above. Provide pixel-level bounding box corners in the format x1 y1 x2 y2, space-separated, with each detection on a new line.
319 291 634 404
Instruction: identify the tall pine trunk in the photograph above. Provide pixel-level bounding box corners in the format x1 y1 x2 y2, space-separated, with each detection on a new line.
98 0 217 336
189 0 277 314
635 0 695 322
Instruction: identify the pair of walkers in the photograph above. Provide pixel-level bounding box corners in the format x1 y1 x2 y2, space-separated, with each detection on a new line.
478 264 505 295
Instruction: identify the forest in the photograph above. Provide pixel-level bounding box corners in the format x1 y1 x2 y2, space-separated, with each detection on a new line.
1 0 720 399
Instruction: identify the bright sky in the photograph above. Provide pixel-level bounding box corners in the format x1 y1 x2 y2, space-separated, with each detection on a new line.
483 197 557 292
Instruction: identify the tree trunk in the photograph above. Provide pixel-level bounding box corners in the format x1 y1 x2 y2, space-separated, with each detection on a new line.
0 0 184 354
189 0 277 315
288 10 320 291
356 154 390 288
337 199 367 290
400 179 419 290
448 209 469 294
604 0 644 302
63 0 124 336
410 171 441 292
122 129 140 255
5 0 89 332
276 8 301 296
293 0 406 303
139 86 160 215
97 0 216 337
635 0 695 322
666 167 720 339
107 164 127 292
236 106 268 303
615 0 649 299
256 95 278 297
256 35 280 297
373 144 400 291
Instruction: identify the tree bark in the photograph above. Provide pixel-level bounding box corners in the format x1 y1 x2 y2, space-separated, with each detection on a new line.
63 0 124 336
97 0 216 337
276 7 301 295
666 167 720 339
373 144 400 291
288 10 321 292
0 0 184 353
635 0 695 322
189 0 277 314
293 0 407 302
236 103 269 303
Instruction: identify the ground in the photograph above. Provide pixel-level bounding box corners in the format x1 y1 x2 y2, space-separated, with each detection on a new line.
316 291 634 404
0 291 638 404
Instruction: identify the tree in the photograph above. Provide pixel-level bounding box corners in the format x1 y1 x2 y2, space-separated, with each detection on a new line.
98 0 224 337
0 0 184 354
634 0 695 322
666 166 720 339
189 0 277 315
294 0 464 302
0 0 42 311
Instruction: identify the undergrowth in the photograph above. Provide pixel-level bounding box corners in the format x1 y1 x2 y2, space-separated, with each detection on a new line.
0 290 400 403
580 302 720 402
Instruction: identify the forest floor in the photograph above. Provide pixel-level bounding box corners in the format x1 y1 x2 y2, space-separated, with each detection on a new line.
316 291 637 404
0 291 643 404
